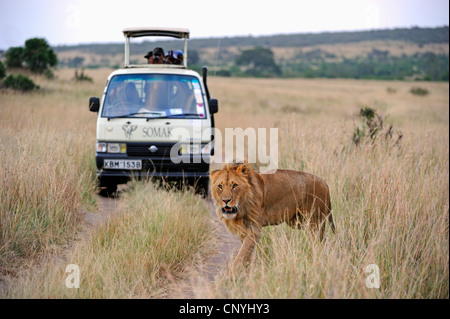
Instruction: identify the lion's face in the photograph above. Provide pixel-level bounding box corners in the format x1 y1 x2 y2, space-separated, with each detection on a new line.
211 164 251 220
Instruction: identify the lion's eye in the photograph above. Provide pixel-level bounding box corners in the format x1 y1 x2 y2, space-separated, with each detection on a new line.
218 184 223 190
232 184 238 189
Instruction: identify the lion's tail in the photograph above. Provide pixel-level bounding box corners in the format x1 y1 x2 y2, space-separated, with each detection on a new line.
328 199 336 234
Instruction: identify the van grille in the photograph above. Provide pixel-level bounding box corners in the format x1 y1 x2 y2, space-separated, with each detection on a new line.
124 142 209 173
127 142 175 157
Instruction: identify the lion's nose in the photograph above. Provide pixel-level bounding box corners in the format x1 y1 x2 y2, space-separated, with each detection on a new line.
222 198 231 205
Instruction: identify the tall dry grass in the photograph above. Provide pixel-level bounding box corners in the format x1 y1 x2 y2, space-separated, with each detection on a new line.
208 77 449 298
1 68 214 298
0 69 103 274
213 122 448 298
1 69 447 298
2 181 213 298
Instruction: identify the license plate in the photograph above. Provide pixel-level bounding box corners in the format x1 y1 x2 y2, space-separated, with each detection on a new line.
104 160 142 170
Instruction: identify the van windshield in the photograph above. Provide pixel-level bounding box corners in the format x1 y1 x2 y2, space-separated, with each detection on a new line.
102 74 207 119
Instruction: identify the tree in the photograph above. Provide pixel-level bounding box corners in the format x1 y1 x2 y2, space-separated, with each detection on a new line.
3 74 39 92
0 61 6 80
23 38 57 73
236 47 281 77
5 46 24 68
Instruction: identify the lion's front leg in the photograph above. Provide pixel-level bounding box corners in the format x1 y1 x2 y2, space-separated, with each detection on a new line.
233 233 260 268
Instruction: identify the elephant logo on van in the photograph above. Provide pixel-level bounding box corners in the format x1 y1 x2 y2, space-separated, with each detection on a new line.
122 123 137 139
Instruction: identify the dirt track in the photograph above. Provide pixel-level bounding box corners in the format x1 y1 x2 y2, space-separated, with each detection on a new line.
167 198 241 298
89 187 241 299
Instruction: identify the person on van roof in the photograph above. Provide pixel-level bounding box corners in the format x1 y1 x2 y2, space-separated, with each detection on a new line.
165 50 184 65
150 47 165 64
144 51 153 64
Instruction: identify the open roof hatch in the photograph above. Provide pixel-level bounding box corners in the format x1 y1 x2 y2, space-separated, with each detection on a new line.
122 27 190 68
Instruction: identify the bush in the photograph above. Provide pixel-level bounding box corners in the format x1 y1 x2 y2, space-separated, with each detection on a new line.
353 107 402 147
44 69 55 79
236 47 282 77
0 61 6 80
23 38 57 73
4 38 57 74
386 87 397 94
3 74 39 92
410 87 429 96
73 69 93 82
215 69 232 77
5 46 24 68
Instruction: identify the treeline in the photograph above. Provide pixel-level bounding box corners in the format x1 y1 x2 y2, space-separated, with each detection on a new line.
281 51 449 81
203 47 448 81
52 26 449 81
54 26 449 54
192 26 449 48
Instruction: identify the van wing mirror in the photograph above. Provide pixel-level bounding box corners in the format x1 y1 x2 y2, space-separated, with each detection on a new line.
89 97 100 112
209 99 218 114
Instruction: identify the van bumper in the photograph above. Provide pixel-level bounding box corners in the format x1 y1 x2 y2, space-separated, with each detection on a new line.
97 169 210 179
96 152 210 182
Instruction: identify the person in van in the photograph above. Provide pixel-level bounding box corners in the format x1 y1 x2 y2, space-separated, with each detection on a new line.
144 51 153 64
165 50 184 65
104 81 139 116
143 77 168 112
146 47 165 64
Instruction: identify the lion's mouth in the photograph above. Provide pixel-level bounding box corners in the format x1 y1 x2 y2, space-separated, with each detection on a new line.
222 206 237 215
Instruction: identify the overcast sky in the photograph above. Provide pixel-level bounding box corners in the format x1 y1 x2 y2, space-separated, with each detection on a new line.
0 0 448 49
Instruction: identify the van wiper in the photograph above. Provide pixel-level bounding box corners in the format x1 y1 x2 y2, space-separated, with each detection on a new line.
166 113 202 118
107 111 166 120
107 112 202 121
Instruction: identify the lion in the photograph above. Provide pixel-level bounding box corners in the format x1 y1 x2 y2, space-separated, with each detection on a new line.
210 162 335 267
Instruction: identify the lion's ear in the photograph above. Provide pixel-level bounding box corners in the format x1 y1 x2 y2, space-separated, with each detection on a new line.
210 169 221 181
235 163 249 177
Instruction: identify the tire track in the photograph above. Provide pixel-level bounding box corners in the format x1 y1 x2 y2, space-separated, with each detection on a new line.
92 186 241 299
166 197 241 299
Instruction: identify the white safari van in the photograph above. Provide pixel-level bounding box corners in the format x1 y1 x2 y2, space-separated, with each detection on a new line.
89 27 218 196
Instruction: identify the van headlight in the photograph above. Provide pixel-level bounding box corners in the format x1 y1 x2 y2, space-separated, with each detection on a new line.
96 142 126 153
96 142 107 153
107 143 127 153
180 143 211 155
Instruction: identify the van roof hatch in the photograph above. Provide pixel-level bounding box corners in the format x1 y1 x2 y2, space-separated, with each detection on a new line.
122 27 190 68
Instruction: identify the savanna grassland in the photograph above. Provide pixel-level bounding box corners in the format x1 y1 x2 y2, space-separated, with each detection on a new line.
0 69 99 275
0 68 213 298
208 76 449 298
0 68 448 298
